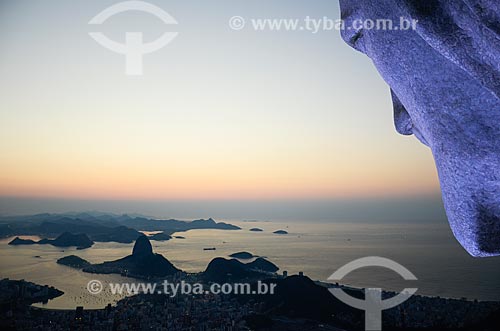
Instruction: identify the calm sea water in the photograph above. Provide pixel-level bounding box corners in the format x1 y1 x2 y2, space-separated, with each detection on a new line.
1 221 499 309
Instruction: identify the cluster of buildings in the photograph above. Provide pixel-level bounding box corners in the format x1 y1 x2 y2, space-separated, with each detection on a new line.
0 288 265 330
110 293 254 330
384 294 500 329
2 277 500 330
0 279 62 307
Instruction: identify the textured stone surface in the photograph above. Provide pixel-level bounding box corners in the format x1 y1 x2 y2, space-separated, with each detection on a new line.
338 0 500 256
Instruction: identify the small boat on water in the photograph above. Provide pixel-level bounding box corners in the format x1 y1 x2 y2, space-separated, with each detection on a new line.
203 247 216 251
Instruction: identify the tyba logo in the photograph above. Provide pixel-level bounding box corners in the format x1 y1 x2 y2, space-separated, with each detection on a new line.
328 257 418 331
89 1 178 75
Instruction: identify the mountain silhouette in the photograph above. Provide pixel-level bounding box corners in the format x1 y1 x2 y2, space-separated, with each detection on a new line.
203 257 279 282
80 235 180 278
132 235 153 257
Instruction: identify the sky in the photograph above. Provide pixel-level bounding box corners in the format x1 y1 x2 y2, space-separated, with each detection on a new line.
0 1 441 217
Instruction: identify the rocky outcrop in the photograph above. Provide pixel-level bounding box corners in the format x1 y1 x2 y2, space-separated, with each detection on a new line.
203 257 279 282
82 235 180 278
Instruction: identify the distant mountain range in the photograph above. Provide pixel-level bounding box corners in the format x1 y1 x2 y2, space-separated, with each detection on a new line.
0 212 240 244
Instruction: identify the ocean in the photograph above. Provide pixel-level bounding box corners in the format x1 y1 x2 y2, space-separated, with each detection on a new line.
1 220 499 309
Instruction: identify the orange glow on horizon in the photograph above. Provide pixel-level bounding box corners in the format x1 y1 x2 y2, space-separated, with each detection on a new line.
0 154 440 200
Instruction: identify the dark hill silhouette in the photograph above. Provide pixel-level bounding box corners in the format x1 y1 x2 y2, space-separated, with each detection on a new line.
148 232 172 241
57 255 91 268
238 275 362 329
47 232 93 249
82 235 180 278
132 235 153 257
246 257 279 273
203 257 279 282
203 258 262 282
